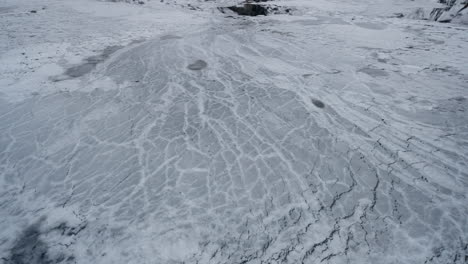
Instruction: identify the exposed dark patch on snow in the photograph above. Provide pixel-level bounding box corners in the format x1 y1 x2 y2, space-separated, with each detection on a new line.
64 45 123 78
4 217 86 264
223 4 268 16
105 0 146 4
390 13 405 18
5 221 49 264
312 99 325 108
450 96 466 102
187 60 207 70
219 4 292 16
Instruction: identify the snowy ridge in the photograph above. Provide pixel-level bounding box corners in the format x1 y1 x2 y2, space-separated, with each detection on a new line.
430 0 468 24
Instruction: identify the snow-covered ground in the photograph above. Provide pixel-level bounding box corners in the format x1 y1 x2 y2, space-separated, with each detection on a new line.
0 0 467 263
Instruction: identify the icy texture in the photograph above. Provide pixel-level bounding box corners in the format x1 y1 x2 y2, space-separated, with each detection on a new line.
0 0 467 263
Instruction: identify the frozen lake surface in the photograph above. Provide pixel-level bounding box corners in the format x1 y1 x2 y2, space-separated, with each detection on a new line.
0 0 467 263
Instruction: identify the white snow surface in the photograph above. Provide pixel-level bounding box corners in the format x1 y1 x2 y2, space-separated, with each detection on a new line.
0 0 467 263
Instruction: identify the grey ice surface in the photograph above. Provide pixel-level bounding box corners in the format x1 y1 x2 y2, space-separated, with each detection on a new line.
0 0 467 264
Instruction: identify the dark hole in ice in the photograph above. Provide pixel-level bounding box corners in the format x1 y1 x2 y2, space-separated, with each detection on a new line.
65 45 123 78
312 99 325 108
226 4 268 16
187 60 208 70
